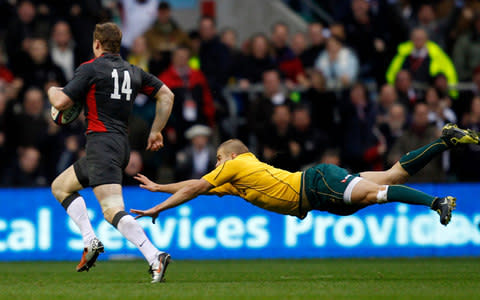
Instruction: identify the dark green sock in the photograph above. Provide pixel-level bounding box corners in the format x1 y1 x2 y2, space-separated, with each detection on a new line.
387 185 436 207
399 138 448 175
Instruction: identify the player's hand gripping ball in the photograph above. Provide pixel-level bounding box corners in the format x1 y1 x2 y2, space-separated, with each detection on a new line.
51 102 83 125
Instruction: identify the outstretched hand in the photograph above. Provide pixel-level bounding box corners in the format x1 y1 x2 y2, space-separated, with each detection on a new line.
134 173 158 192
146 131 164 151
130 208 159 224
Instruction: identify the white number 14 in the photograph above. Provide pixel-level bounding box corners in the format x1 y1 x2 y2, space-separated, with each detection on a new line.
111 69 132 101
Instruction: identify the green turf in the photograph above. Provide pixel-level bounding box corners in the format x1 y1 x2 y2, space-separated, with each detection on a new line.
0 258 478 300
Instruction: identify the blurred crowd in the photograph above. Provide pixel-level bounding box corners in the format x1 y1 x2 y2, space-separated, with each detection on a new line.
1 0 480 187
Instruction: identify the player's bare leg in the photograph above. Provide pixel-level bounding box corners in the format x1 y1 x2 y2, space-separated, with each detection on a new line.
349 178 455 226
94 184 171 283
51 165 102 272
360 124 480 185
359 162 409 185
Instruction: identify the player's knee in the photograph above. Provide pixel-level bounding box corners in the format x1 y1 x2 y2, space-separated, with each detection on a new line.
387 163 409 184
374 185 389 204
99 195 125 223
103 207 124 224
51 177 66 201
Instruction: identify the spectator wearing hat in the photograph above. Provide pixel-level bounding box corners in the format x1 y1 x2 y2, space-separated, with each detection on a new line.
175 124 216 181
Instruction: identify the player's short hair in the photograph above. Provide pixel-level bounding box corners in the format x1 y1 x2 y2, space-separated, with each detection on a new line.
219 139 249 155
93 22 122 54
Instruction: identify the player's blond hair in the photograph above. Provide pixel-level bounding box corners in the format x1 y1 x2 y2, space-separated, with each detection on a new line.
218 139 249 155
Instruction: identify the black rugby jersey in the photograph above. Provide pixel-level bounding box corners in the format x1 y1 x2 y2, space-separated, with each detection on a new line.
63 53 163 134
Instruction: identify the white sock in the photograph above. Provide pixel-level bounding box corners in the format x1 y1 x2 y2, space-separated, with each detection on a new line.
65 196 96 248
117 214 161 265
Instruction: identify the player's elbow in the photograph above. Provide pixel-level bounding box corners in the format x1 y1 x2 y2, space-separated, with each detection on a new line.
50 92 73 111
157 86 174 107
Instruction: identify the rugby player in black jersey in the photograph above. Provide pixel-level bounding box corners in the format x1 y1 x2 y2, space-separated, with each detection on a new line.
48 23 174 283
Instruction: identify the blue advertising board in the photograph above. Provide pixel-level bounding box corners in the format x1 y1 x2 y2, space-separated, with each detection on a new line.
0 184 479 261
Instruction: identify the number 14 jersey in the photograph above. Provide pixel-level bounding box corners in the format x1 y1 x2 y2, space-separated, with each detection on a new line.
63 53 164 135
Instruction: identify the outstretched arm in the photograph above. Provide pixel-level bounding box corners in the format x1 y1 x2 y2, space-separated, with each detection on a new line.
130 179 213 223
134 173 199 193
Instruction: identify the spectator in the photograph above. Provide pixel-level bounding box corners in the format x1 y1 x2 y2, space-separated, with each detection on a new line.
377 84 399 125
188 30 201 70
412 3 460 49
56 135 82 175
378 103 407 160
6 0 42 69
386 28 458 96
343 0 388 81
159 46 215 149
301 22 325 69
291 106 327 168
388 103 444 182
119 0 158 56
454 96 480 181
339 83 378 172
175 124 216 181
18 38 66 89
123 150 144 185
198 16 230 101
144 1 190 75
301 69 338 141
248 69 290 136
8 87 49 150
0 46 14 85
220 28 243 82
315 35 359 89
291 32 308 66
1 146 47 187
453 13 480 81
270 22 305 83
57 0 103 61
127 35 151 72
239 34 276 85
49 21 82 80
394 70 419 111
425 87 457 129
261 105 298 171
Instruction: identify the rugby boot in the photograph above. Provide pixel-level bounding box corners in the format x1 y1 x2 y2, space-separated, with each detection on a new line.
76 238 104 272
441 123 480 147
431 196 456 226
149 252 171 283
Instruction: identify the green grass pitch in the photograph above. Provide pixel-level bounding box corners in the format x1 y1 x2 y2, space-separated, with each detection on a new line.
0 258 478 300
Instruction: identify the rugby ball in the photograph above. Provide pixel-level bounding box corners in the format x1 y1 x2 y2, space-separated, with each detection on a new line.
51 101 83 125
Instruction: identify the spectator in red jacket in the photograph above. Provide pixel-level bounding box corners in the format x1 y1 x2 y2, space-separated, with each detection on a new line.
159 46 215 149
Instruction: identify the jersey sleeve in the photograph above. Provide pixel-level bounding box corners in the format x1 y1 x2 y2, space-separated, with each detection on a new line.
207 183 239 197
63 63 94 103
139 69 164 97
202 160 238 187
